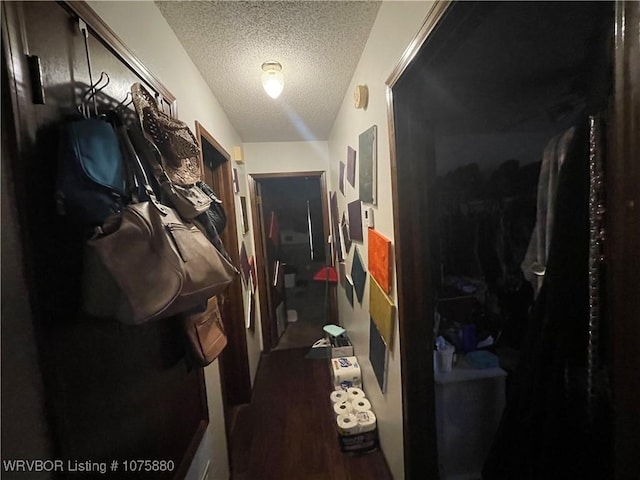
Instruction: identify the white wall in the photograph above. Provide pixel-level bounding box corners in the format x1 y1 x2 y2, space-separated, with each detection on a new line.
327 2 435 479
86 2 261 479
243 141 329 174
232 160 264 383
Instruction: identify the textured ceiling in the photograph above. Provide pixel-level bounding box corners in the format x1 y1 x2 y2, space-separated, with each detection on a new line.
155 1 381 142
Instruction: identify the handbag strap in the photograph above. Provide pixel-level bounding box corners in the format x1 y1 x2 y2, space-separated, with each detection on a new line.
105 111 168 215
102 110 137 200
134 129 197 207
137 133 174 186
197 180 223 205
210 296 226 333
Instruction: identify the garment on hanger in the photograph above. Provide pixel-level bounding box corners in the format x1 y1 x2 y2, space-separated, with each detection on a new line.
483 117 610 480
520 125 576 295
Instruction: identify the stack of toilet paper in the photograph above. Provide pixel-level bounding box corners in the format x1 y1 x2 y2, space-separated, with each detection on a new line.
330 356 362 390
330 387 377 436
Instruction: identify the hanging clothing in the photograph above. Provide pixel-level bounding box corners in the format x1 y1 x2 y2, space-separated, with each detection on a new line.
520 125 576 295
483 118 610 480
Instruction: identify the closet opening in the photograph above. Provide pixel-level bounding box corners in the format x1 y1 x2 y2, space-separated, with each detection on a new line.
388 1 616 479
248 172 335 353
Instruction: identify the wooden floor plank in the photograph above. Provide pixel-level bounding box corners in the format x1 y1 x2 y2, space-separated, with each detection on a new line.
230 348 393 480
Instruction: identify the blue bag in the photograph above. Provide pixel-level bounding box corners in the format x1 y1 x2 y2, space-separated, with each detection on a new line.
56 118 129 226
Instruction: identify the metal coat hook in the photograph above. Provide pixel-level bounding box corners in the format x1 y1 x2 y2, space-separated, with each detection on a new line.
78 72 110 118
115 91 133 112
78 17 102 117
84 72 110 116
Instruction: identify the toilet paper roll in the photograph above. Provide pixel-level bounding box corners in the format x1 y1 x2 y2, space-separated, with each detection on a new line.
336 413 359 436
356 410 377 433
330 390 348 404
333 400 353 416
346 387 365 401
351 398 372 413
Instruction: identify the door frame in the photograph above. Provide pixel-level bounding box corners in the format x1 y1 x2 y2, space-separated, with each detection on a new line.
247 171 333 353
385 1 640 478
610 1 640 475
385 3 452 477
195 121 252 442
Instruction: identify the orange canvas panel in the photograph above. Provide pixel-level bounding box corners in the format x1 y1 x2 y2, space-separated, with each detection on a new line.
368 228 392 294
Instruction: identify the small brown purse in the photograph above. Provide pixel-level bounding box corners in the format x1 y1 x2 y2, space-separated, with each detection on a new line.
182 296 228 367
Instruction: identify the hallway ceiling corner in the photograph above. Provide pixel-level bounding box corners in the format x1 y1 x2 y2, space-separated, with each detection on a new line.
155 1 382 143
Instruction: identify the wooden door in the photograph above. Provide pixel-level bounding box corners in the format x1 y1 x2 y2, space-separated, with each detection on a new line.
195 122 252 440
2 3 207 477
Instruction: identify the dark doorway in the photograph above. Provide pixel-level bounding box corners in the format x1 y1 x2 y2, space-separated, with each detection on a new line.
195 122 251 463
387 1 625 479
248 172 334 352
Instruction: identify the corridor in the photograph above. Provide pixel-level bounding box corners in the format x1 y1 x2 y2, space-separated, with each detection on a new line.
229 348 392 480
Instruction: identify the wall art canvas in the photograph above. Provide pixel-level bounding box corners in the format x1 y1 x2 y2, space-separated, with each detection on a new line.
240 196 250 234
351 247 367 304
239 242 250 286
347 200 363 242
330 191 343 262
346 275 354 308
249 256 257 293
339 161 345 196
347 146 356 187
232 167 239 193
369 276 396 349
339 261 346 288
369 318 388 393
341 213 352 253
358 125 377 205
368 228 392 294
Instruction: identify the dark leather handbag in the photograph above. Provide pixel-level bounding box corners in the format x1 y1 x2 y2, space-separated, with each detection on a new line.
192 181 231 261
197 181 227 233
181 296 228 367
82 119 239 325
56 118 129 226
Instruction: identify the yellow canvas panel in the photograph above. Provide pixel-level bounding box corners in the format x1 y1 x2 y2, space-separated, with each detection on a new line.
369 276 396 349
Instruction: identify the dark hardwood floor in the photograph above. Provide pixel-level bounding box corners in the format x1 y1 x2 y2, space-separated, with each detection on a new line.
229 347 393 480
274 281 328 351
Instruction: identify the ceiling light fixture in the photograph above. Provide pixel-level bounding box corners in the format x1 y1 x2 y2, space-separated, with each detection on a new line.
261 61 284 99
